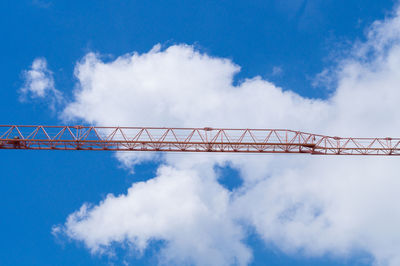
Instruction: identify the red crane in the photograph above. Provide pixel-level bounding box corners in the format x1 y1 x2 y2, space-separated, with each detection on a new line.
0 125 399 155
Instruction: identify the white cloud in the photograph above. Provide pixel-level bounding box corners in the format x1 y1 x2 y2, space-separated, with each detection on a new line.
53 4 400 266
20 58 61 103
233 157 400 261
57 166 251 265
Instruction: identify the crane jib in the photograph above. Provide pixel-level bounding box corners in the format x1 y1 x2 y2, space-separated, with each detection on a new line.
0 125 398 155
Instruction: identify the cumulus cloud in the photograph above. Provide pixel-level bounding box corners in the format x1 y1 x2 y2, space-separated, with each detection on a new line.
53 4 400 266
57 166 251 265
20 58 61 104
62 44 327 167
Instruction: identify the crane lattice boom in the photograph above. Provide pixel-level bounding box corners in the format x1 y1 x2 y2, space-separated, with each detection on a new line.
0 125 399 155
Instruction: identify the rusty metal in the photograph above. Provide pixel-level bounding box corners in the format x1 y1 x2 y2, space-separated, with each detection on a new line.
0 125 399 155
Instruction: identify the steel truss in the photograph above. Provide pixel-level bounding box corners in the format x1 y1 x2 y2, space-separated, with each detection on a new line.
0 125 399 155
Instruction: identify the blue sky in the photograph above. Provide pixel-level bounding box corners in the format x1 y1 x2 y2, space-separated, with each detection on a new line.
1 0 399 265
